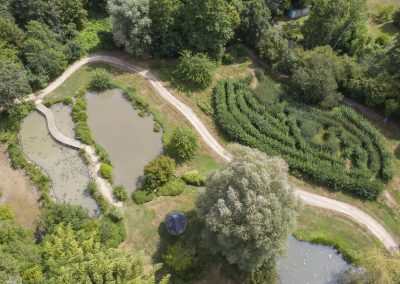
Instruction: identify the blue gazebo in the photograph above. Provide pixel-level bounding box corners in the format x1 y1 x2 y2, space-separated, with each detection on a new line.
165 211 187 236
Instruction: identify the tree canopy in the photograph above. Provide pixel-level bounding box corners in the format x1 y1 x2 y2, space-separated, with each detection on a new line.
196 144 299 272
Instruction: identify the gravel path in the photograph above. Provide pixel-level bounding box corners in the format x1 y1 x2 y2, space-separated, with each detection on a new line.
26 54 398 250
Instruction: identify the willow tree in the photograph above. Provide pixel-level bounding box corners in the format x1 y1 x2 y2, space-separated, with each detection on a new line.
196 145 299 273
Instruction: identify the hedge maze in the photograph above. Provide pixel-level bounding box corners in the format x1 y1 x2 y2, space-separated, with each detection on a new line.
213 80 393 199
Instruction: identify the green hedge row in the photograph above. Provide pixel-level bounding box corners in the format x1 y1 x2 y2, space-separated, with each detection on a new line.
213 80 391 199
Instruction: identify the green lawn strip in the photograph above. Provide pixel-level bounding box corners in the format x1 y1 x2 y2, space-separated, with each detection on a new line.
295 207 383 263
122 187 199 262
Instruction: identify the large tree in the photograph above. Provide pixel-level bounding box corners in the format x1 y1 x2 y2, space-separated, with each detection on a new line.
149 0 183 57
108 0 152 57
181 0 240 59
302 0 371 56
22 21 67 89
237 0 271 47
0 58 31 109
12 0 87 32
196 145 299 272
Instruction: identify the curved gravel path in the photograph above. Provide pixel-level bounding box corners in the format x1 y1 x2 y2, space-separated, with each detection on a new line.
26 54 398 250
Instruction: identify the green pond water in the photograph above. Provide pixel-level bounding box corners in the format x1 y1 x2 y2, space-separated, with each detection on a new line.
19 103 99 216
86 89 163 193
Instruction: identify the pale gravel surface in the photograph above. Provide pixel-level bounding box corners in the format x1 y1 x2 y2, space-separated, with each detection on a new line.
26 54 398 250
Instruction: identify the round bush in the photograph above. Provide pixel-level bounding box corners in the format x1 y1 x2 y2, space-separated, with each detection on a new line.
89 68 112 91
132 191 155 205
174 50 215 90
181 170 206 186
169 126 199 161
113 185 128 201
142 156 176 190
100 163 113 182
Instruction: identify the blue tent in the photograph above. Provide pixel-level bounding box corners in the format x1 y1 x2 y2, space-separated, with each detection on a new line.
165 211 187 236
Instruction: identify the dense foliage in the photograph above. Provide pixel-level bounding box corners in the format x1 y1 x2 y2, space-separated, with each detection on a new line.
141 156 176 190
169 125 200 160
302 0 371 56
196 145 298 272
213 78 392 199
174 51 216 90
89 68 113 91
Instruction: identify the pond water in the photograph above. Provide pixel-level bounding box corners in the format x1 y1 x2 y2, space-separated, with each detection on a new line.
278 237 350 284
20 103 99 216
86 89 163 193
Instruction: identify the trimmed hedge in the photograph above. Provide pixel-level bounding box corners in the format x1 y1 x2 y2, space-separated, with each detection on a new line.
213 80 392 199
181 170 206 186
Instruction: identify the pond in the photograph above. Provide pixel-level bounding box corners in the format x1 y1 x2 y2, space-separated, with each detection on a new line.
86 89 163 193
20 103 99 216
277 237 351 284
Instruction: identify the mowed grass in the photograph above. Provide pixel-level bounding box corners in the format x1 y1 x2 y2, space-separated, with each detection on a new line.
295 207 383 262
121 187 200 265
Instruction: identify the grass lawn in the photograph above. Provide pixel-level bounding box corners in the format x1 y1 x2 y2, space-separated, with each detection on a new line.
367 0 400 36
295 207 383 262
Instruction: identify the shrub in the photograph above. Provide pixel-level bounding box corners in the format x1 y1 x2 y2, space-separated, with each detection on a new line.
87 181 109 212
181 170 206 186
89 68 113 91
100 163 113 182
174 50 215 90
157 178 186 197
113 185 128 201
132 191 155 204
153 122 161 133
108 207 124 222
169 126 199 160
142 156 176 190
64 38 86 63
163 242 195 273
94 144 112 165
374 5 395 24
99 215 126 248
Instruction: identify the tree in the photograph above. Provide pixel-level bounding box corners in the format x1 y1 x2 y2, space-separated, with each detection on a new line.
169 126 200 160
0 58 31 109
149 0 183 57
237 0 271 47
292 53 342 108
394 9 400 27
0 17 24 48
108 0 152 57
22 21 67 89
89 68 113 91
142 156 176 190
181 0 240 59
36 203 89 235
42 224 170 283
302 0 371 56
196 145 299 272
0 206 42 283
12 0 87 32
265 0 291 16
257 26 295 74
174 51 216 90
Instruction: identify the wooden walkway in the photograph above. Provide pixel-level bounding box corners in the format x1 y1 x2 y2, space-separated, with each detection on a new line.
36 103 85 149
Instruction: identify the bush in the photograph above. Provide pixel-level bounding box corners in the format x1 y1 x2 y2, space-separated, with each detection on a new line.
132 191 155 204
100 163 113 182
89 68 113 91
163 242 195 274
142 156 176 190
374 5 395 24
87 181 109 212
99 215 126 248
37 203 89 234
153 122 161 133
157 178 186 197
108 207 124 222
174 50 215 90
169 126 199 160
64 37 86 63
113 185 128 201
181 170 206 186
